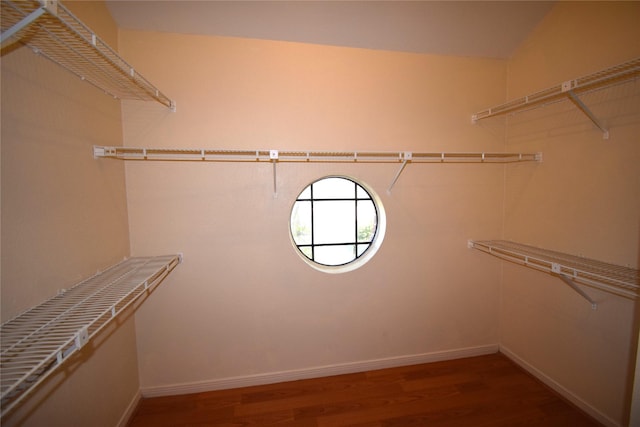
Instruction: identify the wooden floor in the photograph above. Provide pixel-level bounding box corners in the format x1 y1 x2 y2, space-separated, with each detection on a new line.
127 352 602 427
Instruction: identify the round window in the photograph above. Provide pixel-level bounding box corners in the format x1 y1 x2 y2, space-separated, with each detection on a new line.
290 176 386 273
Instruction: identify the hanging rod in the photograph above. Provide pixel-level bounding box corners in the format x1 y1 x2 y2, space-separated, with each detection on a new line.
472 57 640 139
0 254 182 418
468 240 640 308
0 0 175 111
93 146 542 164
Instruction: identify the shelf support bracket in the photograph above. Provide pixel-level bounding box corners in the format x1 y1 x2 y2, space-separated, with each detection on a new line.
565 89 609 139
387 152 411 194
270 150 278 198
0 5 47 46
553 263 597 309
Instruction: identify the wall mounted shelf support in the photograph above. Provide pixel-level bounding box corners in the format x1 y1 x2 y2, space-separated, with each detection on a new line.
387 152 411 194
1 0 175 110
556 272 597 310
472 57 639 139
468 240 639 306
0 254 181 418
566 90 609 139
270 149 278 197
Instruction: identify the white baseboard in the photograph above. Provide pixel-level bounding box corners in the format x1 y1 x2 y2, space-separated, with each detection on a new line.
140 344 499 398
117 390 141 427
500 345 620 427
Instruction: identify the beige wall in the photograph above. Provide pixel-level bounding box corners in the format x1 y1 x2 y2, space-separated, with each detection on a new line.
502 2 640 425
4 1 638 425
119 31 515 391
1 1 137 425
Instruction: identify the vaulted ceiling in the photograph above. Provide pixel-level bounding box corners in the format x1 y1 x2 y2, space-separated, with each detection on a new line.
106 1 555 59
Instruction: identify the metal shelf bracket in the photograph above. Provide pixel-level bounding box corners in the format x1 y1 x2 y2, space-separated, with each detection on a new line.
74 326 90 350
387 152 411 194
552 263 597 309
564 87 609 139
270 149 278 198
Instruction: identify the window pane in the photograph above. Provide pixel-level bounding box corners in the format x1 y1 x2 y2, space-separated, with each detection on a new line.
357 244 370 257
297 185 311 200
357 200 377 242
299 246 313 260
314 201 355 244
291 201 312 245
290 176 383 270
356 185 371 199
313 177 354 199
315 245 355 265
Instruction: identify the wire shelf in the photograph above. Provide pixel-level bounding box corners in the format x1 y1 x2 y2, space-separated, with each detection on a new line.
0 254 181 417
469 240 639 301
472 57 640 122
1 0 175 110
93 146 542 164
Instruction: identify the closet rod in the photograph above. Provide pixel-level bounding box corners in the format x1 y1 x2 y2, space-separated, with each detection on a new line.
93 146 542 164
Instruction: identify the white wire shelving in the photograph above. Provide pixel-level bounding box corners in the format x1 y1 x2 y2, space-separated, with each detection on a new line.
472 57 640 139
0 0 175 111
0 254 181 417
92 146 542 164
468 240 640 308
93 146 542 194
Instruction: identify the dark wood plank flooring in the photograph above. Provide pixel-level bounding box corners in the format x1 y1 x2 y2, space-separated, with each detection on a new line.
127 352 602 426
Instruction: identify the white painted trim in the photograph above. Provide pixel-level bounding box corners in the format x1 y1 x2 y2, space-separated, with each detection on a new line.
141 344 499 398
117 390 141 427
500 346 620 427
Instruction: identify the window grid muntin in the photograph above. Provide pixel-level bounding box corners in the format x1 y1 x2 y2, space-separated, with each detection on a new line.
292 177 379 267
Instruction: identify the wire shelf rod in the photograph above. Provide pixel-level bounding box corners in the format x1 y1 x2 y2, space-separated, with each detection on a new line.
93 148 541 196
471 57 640 134
468 240 639 302
27 22 132 100
476 242 637 295
1 260 144 353
93 146 542 164
1 259 178 413
0 254 181 418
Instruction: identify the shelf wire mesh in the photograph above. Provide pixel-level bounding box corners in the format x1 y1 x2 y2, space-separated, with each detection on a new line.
0 255 180 417
470 240 639 299
1 0 174 109
473 57 640 121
